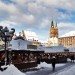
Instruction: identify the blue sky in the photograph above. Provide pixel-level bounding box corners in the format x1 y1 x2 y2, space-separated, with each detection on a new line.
0 0 75 42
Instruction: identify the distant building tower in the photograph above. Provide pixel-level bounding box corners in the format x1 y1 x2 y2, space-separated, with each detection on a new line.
50 21 58 38
50 20 55 38
48 20 59 46
21 30 26 40
12 33 17 39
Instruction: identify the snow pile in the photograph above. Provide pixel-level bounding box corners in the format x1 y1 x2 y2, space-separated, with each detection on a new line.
37 62 65 68
26 62 66 75
37 62 51 68
67 58 71 62
0 64 26 75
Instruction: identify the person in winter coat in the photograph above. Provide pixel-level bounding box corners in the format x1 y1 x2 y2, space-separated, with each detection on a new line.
52 56 56 71
70 54 74 63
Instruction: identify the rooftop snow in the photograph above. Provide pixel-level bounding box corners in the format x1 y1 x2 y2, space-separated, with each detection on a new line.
60 31 75 38
24 30 38 40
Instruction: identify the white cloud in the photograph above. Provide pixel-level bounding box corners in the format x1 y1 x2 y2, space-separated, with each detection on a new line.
58 22 75 37
27 0 72 20
0 1 38 26
0 0 74 28
23 14 36 24
7 4 18 14
0 0 74 26
0 20 17 27
37 0 59 6
13 0 27 5
0 0 75 42
40 18 50 28
27 2 58 17
38 34 48 43
0 1 18 14
12 0 75 11
9 14 36 26
58 22 75 28
27 2 45 15
37 0 75 11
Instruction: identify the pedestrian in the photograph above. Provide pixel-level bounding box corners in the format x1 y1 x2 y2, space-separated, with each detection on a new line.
52 56 56 71
70 54 74 63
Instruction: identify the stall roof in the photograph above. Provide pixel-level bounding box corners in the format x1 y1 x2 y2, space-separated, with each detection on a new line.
42 45 66 53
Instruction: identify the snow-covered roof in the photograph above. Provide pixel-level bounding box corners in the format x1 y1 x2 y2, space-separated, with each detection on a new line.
67 47 75 52
10 39 43 51
24 30 38 41
41 45 75 53
42 45 66 53
10 39 31 50
60 31 75 38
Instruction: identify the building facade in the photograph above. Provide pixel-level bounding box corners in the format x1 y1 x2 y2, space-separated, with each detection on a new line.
21 30 41 46
48 20 75 48
58 36 75 48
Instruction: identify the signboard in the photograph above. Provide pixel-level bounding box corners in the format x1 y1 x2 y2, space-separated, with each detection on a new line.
27 45 37 49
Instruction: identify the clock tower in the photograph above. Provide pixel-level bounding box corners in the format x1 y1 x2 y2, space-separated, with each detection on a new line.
48 20 59 46
50 21 58 38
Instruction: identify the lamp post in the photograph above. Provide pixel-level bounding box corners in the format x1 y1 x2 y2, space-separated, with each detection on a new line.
0 26 15 65
8 47 12 64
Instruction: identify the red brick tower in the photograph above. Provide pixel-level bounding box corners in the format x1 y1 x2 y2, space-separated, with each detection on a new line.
50 21 58 38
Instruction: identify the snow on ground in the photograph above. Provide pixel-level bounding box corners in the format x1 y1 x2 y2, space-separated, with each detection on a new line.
37 62 65 68
1 62 75 75
54 64 75 75
0 64 26 75
26 62 65 75
67 58 71 62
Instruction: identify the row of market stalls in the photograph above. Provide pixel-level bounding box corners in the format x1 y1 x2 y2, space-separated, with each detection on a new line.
0 35 75 69
0 35 44 69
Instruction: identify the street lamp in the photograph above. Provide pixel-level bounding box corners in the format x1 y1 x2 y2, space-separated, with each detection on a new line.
0 26 15 65
8 47 12 64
